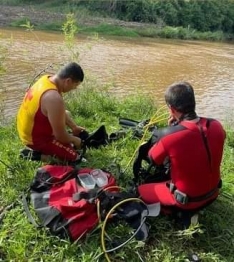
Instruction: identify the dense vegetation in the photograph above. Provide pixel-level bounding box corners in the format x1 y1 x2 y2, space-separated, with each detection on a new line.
79 0 234 34
5 0 234 38
3 0 234 40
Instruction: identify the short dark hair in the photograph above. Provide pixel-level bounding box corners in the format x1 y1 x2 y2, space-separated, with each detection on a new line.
58 62 84 82
165 81 196 113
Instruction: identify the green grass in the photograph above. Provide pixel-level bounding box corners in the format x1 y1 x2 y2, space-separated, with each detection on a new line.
0 80 234 261
79 23 140 38
9 16 229 41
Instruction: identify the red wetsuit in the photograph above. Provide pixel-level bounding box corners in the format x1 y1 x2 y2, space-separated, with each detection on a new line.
138 117 226 210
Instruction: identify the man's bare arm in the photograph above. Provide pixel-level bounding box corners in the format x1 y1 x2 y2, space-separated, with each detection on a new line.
41 90 81 148
65 110 85 136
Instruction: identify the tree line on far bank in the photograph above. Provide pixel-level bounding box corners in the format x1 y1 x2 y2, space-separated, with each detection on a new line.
81 0 234 35
6 0 234 37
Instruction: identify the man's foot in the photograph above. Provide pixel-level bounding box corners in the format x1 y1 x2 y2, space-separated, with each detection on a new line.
19 148 42 161
175 211 200 229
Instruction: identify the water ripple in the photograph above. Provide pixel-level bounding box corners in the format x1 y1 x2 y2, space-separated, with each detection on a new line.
0 28 234 124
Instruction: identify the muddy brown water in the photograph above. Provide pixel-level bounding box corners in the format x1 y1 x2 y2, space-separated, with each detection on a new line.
0 28 234 124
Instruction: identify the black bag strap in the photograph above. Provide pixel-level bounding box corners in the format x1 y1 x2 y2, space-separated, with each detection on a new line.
72 188 100 203
45 167 79 186
31 167 79 193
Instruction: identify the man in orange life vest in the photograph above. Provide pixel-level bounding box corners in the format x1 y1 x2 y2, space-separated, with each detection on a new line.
138 82 226 221
17 62 85 162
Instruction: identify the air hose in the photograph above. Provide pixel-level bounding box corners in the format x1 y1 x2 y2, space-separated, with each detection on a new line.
100 197 148 262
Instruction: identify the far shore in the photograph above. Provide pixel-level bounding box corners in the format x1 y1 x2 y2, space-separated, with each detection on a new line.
0 4 233 42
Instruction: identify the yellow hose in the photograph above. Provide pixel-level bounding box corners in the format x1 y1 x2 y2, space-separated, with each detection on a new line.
96 186 124 222
124 109 169 172
100 106 168 260
100 197 147 262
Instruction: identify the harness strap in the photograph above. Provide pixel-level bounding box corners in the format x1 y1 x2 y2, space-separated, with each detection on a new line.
167 180 222 203
197 119 212 168
187 181 221 202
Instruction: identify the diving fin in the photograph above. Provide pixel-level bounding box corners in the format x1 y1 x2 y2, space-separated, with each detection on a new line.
119 118 140 129
84 125 109 148
119 118 153 130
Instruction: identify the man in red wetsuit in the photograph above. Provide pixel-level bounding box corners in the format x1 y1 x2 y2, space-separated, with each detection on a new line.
17 62 86 162
138 81 226 224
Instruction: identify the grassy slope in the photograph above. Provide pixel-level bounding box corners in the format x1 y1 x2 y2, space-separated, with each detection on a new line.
0 82 233 262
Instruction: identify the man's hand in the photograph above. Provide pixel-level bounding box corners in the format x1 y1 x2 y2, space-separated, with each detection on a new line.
72 125 85 136
71 136 82 149
65 110 86 136
168 115 178 126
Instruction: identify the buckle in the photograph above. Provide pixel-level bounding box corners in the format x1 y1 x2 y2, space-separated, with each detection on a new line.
169 183 176 193
174 189 188 205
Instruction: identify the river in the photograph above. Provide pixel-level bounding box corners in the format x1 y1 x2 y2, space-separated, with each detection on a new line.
0 28 234 124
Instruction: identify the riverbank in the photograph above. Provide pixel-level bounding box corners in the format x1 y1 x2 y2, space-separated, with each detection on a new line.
0 4 154 34
0 4 232 41
0 84 234 261
0 5 64 27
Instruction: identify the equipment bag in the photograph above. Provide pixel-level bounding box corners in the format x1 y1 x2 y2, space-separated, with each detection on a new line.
23 164 161 248
25 165 117 241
